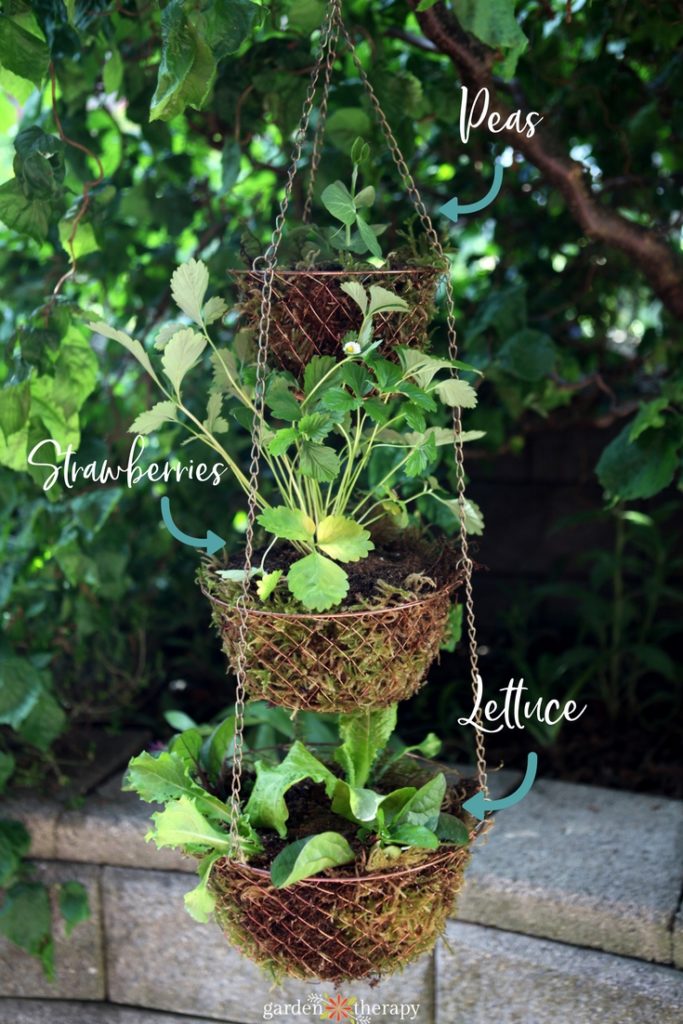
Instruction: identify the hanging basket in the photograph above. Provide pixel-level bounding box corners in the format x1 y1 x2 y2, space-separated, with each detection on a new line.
199 559 463 713
208 761 480 983
231 266 441 376
211 847 468 983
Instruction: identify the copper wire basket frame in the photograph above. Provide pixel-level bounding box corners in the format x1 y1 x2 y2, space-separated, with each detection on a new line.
202 577 460 621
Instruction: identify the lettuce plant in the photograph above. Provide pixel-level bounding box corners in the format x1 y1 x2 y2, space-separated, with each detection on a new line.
89 260 482 611
124 706 469 921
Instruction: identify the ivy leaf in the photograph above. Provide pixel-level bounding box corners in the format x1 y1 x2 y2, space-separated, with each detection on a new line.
287 0 326 35
257 506 315 542
317 515 374 563
596 425 679 501
0 821 30 886
335 706 398 789
0 752 16 793
58 881 90 937
161 328 206 395
88 322 162 388
340 280 368 315
150 0 217 122
203 296 228 324
244 742 337 837
628 398 669 442
325 108 372 152
170 259 210 325
0 882 54 980
270 832 355 888
299 442 340 482
0 17 49 85
256 569 283 601
0 180 54 243
148 796 232 851
435 378 478 408
130 401 178 435
321 180 357 226
0 380 30 443
18 689 66 752
497 329 557 381
452 0 528 78
287 552 349 610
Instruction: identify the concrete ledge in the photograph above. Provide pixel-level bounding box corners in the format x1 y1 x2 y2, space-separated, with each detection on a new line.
459 778 683 964
0 1001 228 1024
437 921 683 1024
674 905 683 970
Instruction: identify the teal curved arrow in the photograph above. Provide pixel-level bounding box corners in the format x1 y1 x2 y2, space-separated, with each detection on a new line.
160 496 225 555
439 162 505 223
463 751 538 821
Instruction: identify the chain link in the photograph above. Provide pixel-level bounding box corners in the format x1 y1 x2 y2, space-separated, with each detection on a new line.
303 6 341 222
228 0 343 857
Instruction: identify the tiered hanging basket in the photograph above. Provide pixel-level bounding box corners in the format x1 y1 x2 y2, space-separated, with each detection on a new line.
193 0 493 984
199 554 463 713
231 266 440 376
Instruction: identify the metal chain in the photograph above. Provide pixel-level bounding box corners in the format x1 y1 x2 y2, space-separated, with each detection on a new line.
303 6 341 222
228 0 342 857
339 20 489 803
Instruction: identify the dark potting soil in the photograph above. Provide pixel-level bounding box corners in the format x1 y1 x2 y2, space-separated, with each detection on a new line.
209 535 461 609
240 761 475 871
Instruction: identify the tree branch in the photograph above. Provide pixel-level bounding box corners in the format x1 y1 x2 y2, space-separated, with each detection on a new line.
411 1 683 319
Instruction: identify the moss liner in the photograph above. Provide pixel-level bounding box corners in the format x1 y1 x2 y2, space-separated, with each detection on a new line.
210 845 470 983
199 565 463 713
231 266 440 376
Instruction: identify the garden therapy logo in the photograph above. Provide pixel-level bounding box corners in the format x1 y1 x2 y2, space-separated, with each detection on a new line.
262 993 421 1021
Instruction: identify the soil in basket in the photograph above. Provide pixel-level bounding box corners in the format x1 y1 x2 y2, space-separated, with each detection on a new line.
209 535 460 610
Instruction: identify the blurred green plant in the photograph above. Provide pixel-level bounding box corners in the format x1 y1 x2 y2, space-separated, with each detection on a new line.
499 504 682 746
0 819 90 979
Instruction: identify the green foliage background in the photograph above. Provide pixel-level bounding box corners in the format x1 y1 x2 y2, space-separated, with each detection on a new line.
0 0 681 793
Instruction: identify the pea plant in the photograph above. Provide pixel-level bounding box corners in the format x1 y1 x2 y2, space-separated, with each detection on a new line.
89 259 482 611
319 138 387 260
125 706 469 920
